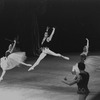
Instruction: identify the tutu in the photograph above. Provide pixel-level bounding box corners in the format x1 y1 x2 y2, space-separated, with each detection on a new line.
0 57 8 70
85 56 100 72
0 52 26 70
72 56 100 73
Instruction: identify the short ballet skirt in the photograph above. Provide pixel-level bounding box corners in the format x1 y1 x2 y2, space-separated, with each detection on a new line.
0 52 26 70
85 56 100 72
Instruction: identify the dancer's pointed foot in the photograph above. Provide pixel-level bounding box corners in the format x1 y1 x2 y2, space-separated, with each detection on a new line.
62 56 69 60
0 77 3 82
28 67 34 71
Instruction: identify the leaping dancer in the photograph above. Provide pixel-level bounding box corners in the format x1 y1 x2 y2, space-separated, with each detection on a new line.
28 27 69 71
0 38 32 81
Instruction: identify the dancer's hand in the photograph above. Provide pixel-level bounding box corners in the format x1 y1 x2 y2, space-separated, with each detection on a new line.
53 27 55 29
86 38 88 41
14 39 16 43
46 26 50 31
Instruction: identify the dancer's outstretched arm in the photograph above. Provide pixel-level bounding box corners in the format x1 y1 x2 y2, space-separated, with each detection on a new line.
80 38 89 56
10 39 16 53
46 26 49 32
86 38 89 53
47 27 55 42
28 52 47 71
41 27 49 45
62 77 77 86
0 70 6 82
41 36 46 45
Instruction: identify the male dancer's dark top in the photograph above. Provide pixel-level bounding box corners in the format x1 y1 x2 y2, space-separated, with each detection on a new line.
76 71 90 95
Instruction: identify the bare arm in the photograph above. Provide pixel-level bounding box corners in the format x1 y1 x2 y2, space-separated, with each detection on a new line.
41 27 50 45
62 75 81 86
41 35 47 45
86 38 89 51
10 40 16 53
62 79 77 86
46 26 49 32
47 27 55 42
47 27 55 41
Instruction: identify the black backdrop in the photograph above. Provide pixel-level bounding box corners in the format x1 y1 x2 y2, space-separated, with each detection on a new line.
0 0 100 57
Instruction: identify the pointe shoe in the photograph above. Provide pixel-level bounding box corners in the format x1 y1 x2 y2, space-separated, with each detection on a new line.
62 56 69 60
28 67 34 71
0 77 3 82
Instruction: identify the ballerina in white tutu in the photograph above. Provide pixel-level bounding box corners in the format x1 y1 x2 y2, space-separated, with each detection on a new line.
72 38 89 75
72 37 100 74
28 27 69 71
0 39 32 81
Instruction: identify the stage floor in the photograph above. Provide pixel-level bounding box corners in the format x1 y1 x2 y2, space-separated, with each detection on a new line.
0 53 100 100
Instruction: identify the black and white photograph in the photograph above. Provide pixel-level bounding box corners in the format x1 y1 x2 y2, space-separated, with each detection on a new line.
0 0 100 100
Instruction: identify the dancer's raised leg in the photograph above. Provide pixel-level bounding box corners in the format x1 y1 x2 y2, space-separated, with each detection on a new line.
19 62 32 67
28 52 47 71
45 48 69 60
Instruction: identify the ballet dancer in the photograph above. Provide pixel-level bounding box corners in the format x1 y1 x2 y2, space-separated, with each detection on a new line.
41 26 55 45
28 27 69 71
62 62 90 100
72 38 89 75
72 37 100 74
0 39 32 81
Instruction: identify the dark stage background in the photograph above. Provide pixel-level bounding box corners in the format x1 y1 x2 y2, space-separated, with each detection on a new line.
0 0 100 57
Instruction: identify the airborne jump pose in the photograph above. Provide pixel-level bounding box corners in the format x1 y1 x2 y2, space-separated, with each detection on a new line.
0 39 32 81
28 27 69 71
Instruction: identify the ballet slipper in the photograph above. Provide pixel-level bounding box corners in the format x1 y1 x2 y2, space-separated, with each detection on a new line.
62 56 69 60
28 67 34 71
0 77 3 82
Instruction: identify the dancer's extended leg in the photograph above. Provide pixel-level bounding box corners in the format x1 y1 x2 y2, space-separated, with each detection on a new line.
0 70 6 82
46 48 69 60
28 52 47 71
19 62 32 67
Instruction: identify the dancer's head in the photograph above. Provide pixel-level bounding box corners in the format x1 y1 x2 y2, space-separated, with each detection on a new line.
44 32 48 38
78 62 85 71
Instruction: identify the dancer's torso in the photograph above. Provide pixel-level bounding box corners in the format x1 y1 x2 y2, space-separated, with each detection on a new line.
77 71 90 94
41 39 52 49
